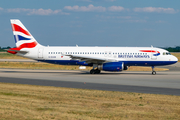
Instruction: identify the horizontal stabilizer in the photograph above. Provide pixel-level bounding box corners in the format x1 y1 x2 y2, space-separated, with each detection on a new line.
6 49 28 54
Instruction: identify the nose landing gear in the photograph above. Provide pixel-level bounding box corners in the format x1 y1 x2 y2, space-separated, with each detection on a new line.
151 66 156 75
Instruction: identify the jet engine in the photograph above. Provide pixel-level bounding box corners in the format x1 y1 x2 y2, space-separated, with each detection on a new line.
98 62 124 72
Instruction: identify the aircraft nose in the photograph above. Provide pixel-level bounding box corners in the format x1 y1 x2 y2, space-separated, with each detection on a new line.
173 56 178 62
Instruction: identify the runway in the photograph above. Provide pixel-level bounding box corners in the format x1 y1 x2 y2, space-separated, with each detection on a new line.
0 68 180 95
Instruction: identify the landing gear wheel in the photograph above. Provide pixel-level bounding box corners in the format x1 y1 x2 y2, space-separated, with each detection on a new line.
90 69 95 74
90 69 101 74
95 70 101 74
151 66 156 75
152 71 156 75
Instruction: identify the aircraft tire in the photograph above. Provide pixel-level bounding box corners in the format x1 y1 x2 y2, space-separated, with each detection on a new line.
90 69 100 74
90 69 95 74
95 70 101 74
152 71 156 75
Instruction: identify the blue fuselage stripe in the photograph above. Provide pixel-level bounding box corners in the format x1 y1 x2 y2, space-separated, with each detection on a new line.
38 60 177 66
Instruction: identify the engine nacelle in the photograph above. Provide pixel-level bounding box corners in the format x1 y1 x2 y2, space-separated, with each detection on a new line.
98 62 124 72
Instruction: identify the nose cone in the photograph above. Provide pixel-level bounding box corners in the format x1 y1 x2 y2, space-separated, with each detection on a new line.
173 55 178 63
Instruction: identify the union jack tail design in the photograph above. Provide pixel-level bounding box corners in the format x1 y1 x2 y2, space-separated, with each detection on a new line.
9 19 41 54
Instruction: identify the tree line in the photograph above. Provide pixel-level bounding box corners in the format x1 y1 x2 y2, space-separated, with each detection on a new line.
0 46 11 52
163 46 180 52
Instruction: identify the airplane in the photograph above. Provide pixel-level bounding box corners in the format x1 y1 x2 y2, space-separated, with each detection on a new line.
7 19 178 75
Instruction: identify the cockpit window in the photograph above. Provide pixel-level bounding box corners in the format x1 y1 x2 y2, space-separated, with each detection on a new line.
166 52 171 55
163 52 171 55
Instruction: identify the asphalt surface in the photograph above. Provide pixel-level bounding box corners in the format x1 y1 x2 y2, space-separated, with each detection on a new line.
0 59 179 95
0 67 179 95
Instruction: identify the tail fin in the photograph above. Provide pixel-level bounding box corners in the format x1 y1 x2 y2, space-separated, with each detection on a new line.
10 19 40 48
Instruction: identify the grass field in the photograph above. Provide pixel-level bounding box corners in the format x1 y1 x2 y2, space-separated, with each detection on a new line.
0 82 180 120
171 53 180 62
0 52 27 59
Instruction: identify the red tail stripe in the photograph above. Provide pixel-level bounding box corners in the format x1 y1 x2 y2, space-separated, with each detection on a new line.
7 41 37 54
7 50 17 54
12 24 31 36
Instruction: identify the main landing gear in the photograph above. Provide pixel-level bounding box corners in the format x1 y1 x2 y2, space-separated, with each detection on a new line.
90 69 101 74
90 64 101 74
151 66 156 75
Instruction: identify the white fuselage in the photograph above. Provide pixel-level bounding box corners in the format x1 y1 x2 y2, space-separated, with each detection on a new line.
9 19 178 73
18 46 178 67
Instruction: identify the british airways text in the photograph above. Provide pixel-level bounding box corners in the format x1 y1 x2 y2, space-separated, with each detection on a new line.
118 55 150 58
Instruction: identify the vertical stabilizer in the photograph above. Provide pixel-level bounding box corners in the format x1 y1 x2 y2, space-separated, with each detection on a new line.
10 19 40 48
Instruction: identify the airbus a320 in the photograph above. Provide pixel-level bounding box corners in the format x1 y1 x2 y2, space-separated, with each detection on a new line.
8 19 178 74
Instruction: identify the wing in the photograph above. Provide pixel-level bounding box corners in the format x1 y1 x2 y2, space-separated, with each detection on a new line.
65 54 117 64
